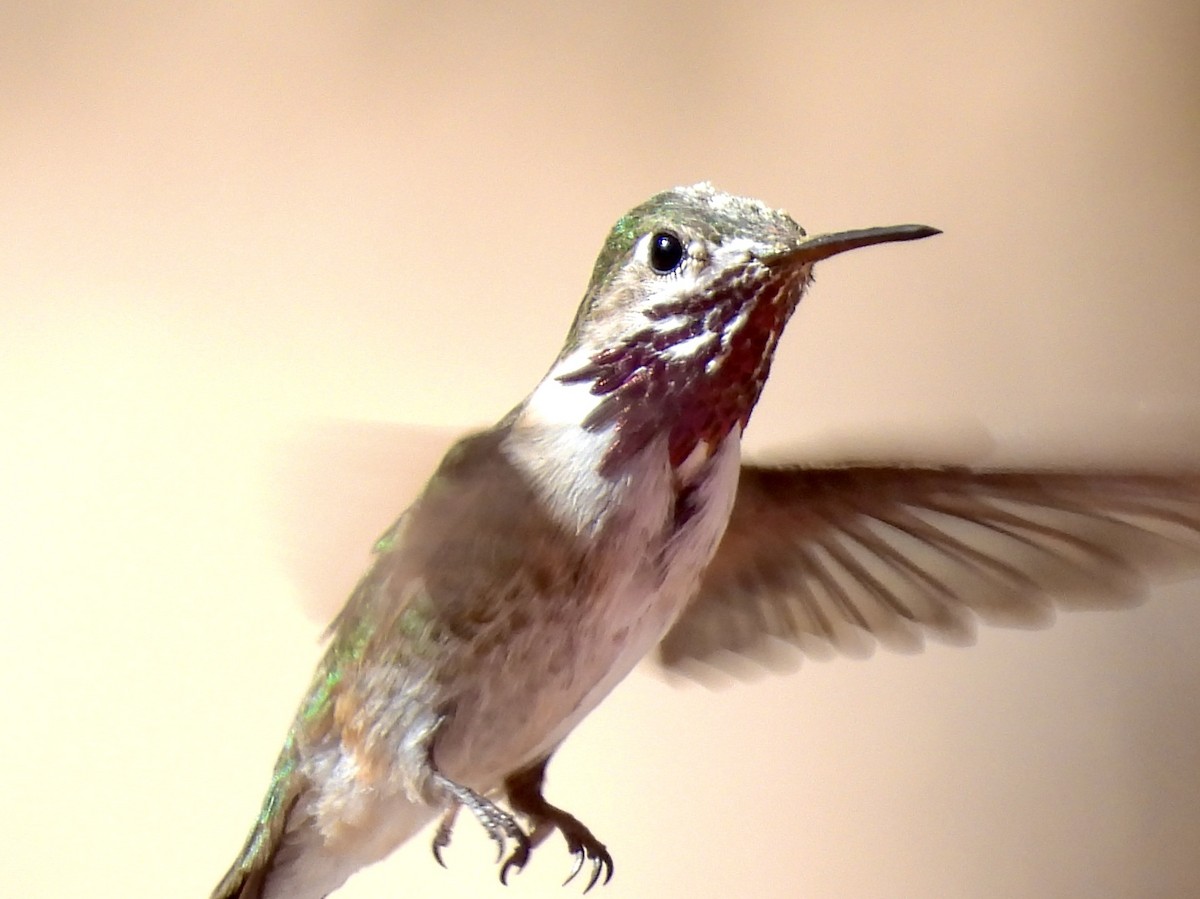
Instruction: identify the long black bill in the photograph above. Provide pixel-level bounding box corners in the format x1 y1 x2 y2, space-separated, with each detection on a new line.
767 223 941 267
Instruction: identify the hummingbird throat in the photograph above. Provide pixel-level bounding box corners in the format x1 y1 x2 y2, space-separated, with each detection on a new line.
559 265 805 477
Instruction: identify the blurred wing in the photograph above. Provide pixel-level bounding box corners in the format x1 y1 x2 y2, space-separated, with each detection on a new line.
267 421 464 623
658 465 1200 674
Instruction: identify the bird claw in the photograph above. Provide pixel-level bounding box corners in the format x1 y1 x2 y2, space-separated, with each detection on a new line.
430 805 459 869
478 805 529 874
498 836 532 885
501 759 614 890
561 833 614 892
429 768 610 888
429 772 530 879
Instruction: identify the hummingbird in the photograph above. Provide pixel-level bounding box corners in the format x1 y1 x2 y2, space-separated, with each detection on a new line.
212 183 1200 898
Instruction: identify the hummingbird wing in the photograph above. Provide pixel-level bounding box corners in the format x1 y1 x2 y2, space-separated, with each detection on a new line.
267 421 463 624
658 465 1200 674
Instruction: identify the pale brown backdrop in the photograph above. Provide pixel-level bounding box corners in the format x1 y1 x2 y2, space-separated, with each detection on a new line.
3 3 1199 898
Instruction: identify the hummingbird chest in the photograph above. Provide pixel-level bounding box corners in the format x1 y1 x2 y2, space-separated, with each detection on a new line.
427 420 743 790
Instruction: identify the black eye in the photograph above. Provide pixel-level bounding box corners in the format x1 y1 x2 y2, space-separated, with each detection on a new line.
648 231 685 274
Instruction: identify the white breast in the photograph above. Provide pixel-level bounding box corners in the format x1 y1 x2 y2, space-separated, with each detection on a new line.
555 432 742 736
500 364 744 768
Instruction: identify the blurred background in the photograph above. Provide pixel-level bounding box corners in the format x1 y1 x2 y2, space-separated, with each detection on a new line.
3 3 1199 897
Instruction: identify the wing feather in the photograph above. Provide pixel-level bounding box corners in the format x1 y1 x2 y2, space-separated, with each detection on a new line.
658 466 1200 676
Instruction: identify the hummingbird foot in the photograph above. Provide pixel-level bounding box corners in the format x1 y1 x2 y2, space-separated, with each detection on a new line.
429 771 531 881
430 803 459 868
503 756 614 892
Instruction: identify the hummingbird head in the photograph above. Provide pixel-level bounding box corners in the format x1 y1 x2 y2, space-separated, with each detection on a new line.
554 182 938 475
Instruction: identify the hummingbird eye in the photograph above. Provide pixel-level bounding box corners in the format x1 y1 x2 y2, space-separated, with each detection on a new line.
648 231 685 275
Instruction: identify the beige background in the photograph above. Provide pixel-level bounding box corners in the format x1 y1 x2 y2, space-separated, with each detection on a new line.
3 3 1200 897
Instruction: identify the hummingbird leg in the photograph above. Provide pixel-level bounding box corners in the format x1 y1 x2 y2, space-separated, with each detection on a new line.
430 802 460 868
503 755 614 892
428 771 531 881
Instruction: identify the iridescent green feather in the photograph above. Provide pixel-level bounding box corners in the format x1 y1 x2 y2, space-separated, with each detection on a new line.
210 657 346 898
209 736 302 898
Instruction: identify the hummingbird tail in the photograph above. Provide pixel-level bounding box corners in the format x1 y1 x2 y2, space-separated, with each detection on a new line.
212 738 439 899
211 743 308 899
211 807 356 899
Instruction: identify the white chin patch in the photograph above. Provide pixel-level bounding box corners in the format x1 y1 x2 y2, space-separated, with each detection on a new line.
524 352 605 427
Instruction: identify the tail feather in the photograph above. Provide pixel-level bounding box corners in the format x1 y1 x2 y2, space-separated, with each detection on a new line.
211 743 304 899
212 740 438 899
